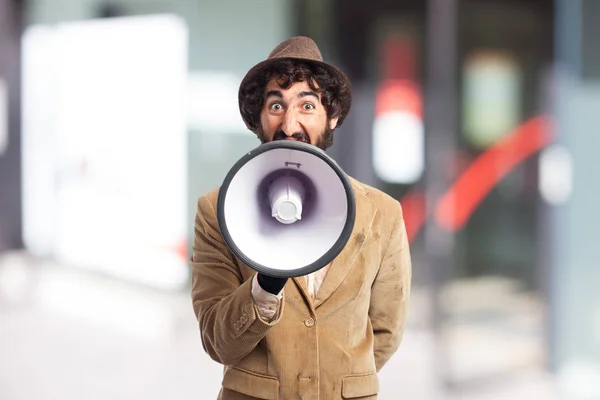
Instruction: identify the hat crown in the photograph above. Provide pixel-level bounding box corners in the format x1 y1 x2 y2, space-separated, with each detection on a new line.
267 36 323 62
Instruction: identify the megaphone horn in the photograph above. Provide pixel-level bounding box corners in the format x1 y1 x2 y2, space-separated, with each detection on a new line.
216 140 356 278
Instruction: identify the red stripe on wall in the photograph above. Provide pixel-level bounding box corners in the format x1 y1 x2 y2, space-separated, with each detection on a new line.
434 116 553 231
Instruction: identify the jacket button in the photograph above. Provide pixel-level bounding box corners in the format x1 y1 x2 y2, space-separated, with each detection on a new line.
304 318 314 327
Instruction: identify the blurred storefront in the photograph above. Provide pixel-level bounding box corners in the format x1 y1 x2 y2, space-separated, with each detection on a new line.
296 0 600 397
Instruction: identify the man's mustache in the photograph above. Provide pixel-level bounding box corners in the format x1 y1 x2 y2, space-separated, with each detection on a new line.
273 130 310 143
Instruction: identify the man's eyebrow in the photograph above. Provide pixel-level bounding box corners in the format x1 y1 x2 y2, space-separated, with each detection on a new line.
298 91 319 100
265 90 283 99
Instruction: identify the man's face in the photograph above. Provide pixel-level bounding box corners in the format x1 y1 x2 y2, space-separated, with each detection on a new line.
258 77 339 151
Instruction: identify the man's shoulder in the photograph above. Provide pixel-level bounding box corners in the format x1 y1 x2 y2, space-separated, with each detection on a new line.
349 177 404 239
196 186 222 212
349 176 399 211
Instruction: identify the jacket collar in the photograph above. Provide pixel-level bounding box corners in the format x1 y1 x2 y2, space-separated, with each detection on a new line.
293 178 377 308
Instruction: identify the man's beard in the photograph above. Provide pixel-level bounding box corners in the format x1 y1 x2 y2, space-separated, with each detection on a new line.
257 121 334 151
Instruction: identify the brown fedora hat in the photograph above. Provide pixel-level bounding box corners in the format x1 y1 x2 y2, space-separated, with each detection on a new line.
238 36 352 133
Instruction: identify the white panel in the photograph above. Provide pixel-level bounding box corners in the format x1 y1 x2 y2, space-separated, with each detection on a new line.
22 15 189 290
372 110 425 184
21 25 61 257
539 144 573 205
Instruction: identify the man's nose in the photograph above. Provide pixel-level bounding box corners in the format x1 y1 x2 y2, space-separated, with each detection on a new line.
281 109 301 134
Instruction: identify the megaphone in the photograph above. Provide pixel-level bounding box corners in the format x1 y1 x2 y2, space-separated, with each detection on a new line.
217 140 356 278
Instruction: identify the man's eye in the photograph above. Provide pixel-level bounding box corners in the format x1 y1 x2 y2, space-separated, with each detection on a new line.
270 103 283 111
303 103 315 110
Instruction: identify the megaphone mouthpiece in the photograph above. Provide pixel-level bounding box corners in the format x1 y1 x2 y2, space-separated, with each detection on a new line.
269 174 305 224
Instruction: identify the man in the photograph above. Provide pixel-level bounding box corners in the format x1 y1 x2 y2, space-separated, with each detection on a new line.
191 36 412 400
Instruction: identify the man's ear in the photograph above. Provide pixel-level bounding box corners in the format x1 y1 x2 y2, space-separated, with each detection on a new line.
329 116 339 130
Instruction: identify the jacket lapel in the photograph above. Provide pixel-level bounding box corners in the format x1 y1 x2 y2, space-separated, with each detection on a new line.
292 274 312 307
312 181 377 308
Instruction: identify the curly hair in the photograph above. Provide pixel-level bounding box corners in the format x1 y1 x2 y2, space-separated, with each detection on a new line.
239 59 350 139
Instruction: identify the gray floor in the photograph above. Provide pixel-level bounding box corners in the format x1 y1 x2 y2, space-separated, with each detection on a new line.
0 252 557 400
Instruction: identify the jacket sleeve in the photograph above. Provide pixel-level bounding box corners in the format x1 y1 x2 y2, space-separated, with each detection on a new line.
190 194 284 366
369 202 412 372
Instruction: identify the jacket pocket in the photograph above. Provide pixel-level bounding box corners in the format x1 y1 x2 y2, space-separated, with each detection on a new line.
341 372 379 399
222 367 279 400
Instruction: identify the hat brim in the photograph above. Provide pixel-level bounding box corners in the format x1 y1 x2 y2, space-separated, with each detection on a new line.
238 57 352 132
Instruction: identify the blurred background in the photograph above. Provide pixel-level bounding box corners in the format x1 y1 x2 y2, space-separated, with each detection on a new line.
0 0 599 399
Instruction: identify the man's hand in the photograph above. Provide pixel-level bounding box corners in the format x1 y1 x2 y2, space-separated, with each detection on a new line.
257 273 288 295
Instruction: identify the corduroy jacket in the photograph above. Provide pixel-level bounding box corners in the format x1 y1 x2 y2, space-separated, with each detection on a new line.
190 177 412 399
